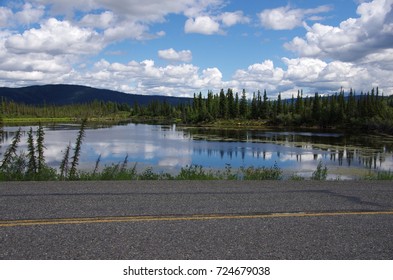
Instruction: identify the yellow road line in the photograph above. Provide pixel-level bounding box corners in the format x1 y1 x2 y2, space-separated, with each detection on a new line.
1 211 393 228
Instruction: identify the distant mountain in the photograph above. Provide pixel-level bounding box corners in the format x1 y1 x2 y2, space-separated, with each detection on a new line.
0 84 192 106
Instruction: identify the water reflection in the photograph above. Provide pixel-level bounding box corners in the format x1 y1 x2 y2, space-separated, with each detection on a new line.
0 123 392 174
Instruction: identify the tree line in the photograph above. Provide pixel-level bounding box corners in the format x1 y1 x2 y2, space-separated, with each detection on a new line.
133 87 393 133
1 87 393 133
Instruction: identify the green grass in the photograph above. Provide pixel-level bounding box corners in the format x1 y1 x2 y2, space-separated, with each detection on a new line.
4 117 77 124
364 170 393 180
311 161 328 181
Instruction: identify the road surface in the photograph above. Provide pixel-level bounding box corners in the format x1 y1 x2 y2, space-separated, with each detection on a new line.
0 180 392 259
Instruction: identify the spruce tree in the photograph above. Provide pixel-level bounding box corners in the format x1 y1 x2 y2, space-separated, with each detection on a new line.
69 119 87 179
27 128 37 176
219 89 228 119
36 123 45 174
239 89 248 118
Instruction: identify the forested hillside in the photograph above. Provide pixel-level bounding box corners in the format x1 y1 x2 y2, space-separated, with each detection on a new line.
0 84 190 106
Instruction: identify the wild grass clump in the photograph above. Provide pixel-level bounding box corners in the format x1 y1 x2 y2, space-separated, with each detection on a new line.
364 170 393 180
290 174 305 181
176 165 217 180
215 164 239 180
81 163 138 180
311 161 328 181
240 163 283 180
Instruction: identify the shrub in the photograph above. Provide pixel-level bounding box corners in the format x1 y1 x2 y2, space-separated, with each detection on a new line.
176 165 217 180
240 163 282 180
311 161 328 180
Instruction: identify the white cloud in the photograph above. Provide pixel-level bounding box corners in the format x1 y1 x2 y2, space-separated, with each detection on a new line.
32 0 97 15
29 0 227 43
15 3 45 25
80 11 115 29
285 0 393 61
5 18 103 55
1 0 393 97
220 11 250 27
65 59 227 97
0 3 44 27
184 16 221 35
33 0 224 22
201 67 223 88
184 10 250 35
283 57 327 82
158 48 192 62
0 7 13 27
102 20 147 42
259 5 332 30
233 60 287 94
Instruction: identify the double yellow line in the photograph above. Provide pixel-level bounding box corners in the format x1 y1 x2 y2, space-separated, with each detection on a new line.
1 210 393 228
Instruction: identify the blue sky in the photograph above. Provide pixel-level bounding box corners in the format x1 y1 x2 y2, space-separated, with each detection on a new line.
0 0 392 98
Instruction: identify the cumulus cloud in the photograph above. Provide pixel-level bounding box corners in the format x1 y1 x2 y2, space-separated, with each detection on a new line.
232 60 288 95
0 7 12 27
102 20 148 42
5 18 103 55
281 57 368 93
15 3 45 25
80 11 116 29
31 0 232 40
229 57 393 99
220 11 250 27
0 3 44 27
158 48 192 62
33 0 224 22
1 0 393 96
56 59 225 97
285 0 393 61
184 11 250 35
259 5 332 30
184 16 221 35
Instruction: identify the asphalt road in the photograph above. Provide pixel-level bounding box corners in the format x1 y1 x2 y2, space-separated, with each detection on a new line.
0 180 393 259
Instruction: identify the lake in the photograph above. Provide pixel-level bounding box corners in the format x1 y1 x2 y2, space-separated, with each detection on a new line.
1 122 393 179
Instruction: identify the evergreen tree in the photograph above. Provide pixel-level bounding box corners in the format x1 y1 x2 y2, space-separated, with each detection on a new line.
277 93 282 115
262 90 269 119
1 128 22 169
239 89 248 118
60 142 71 180
69 119 87 179
27 128 37 176
227 89 236 119
251 92 258 119
312 92 320 124
234 92 240 118
219 89 228 119
36 123 46 174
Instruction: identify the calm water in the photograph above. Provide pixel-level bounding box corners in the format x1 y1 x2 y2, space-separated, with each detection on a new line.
1 123 393 178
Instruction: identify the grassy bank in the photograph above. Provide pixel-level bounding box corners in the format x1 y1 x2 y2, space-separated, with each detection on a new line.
3 117 77 125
